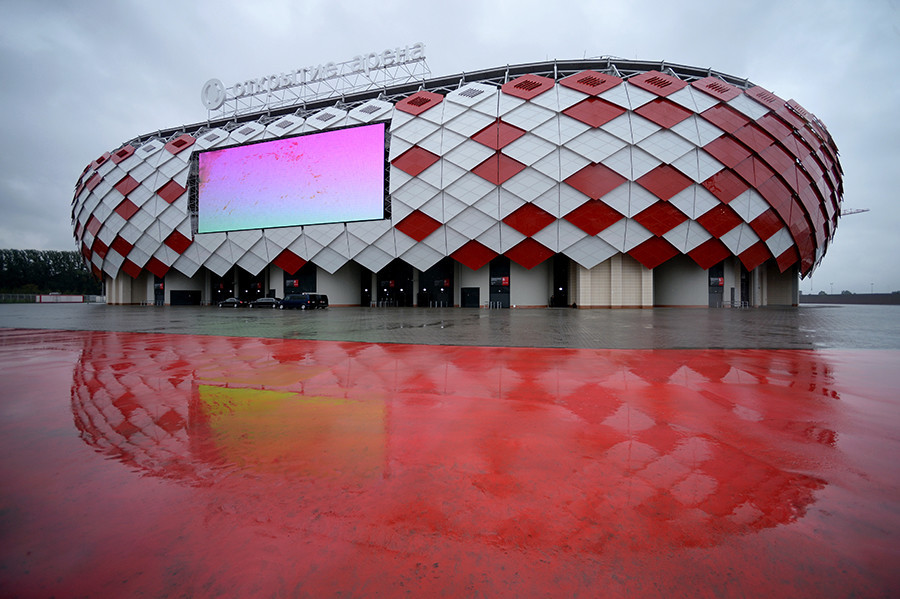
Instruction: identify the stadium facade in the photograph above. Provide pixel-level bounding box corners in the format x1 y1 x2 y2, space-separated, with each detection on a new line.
72 58 843 308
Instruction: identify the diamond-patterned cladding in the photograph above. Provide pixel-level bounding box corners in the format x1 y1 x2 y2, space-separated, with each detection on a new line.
564 200 624 236
634 99 693 129
471 120 526 150
505 238 555 270
634 202 689 236
71 62 842 288
503 203 555 237
501 74 555 101
472 153 526 185
563 97 626 128
564 163 627 199
636 165 694 201
391 146 440 177
451 240 497 271
627 71 688 97
396 91 443 116
396 211 442 242
559 70 623 96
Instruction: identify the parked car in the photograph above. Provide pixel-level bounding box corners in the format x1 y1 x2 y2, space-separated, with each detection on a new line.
217 297 246 308
279 293 326 310
248 297 281 309
312 294 329 309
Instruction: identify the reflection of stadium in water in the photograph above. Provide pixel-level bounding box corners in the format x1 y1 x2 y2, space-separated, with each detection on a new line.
70 331 835 551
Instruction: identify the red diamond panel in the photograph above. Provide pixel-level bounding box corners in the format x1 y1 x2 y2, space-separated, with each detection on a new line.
702 169 748 203
391 146 440 177
157 180 186 204
90 152 111 171
396 210 442 242
114 175 139 197
696 204 743 238
757 177 793 221
733 156 775 189
628 71 688 97
503 203 555 237
273 249 307 275
472 152 526 185
628 237 679 270
563 200 624 235
396 91 444 116
703 136 752 169
563 97 626 128
756 114 792 141
91 265 102 280
758 144 796 178
634 99 693 129
92 239 109 260
505 238 555 270
452 240 497 271
80 242 91 260
564 163 627 199
634 202 688 236
559 70 623 96
636 165 693 201
114 199 140 220
85 172 102 192
164 231 192 254
745 86 784 112
749 209 784 241
145 257 169 279
121 259 142 279
688 238 731 269
738 241 772 271
111 236 134 257
776 246 799 273
691 77 741 102
112 145 135 164
700 104 750 134
471 120 526 150
86 215 102 237
165 134 195 156
733 123 775 155
501 74 555 101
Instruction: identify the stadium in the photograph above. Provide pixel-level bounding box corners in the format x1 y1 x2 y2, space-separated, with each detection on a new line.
71 53 843 308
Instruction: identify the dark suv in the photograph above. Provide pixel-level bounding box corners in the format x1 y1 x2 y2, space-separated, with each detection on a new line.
279 293 327 310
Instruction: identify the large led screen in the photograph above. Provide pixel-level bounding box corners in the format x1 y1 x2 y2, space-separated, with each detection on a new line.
196 122 387 234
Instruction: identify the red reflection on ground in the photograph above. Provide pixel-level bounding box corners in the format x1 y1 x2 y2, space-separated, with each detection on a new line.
1 330 898 597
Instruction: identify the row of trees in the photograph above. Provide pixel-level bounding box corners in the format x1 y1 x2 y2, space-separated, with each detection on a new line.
0 249 102 295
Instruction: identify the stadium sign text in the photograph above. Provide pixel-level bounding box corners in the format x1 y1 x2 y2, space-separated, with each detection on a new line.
202 43 426 111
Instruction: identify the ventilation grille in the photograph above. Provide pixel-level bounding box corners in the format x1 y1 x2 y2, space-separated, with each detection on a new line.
315 112 338 122
274 120 294 129
514 79 543 92
643 76 673 89
359 104 382 114
203 133 221 142
459 87 485 98
576 75 609 88
702 80 731 94
171 138 189 149
238 126 255 136
407 96 432 107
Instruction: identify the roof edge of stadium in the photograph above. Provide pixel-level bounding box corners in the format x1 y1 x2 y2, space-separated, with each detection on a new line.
130 57 754 146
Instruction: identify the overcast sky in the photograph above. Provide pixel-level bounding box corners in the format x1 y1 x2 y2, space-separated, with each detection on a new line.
1 0 897 293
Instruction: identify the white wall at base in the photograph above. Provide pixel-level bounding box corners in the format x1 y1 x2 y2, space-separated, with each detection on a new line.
163 271 202 304
317 262 362 305
105 271 153 304
654 255 708 307
510 261 550 307
458 263 490 307
573 254 652 308
766 263 800 305
267 264 285 297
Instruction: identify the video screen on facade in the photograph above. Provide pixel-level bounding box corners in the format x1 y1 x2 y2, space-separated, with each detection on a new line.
195 122 387 234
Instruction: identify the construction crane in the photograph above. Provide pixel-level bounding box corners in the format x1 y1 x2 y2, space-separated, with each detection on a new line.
842 208 870 215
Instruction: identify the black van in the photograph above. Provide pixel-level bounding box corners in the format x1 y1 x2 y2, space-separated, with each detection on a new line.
279 293 328 310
